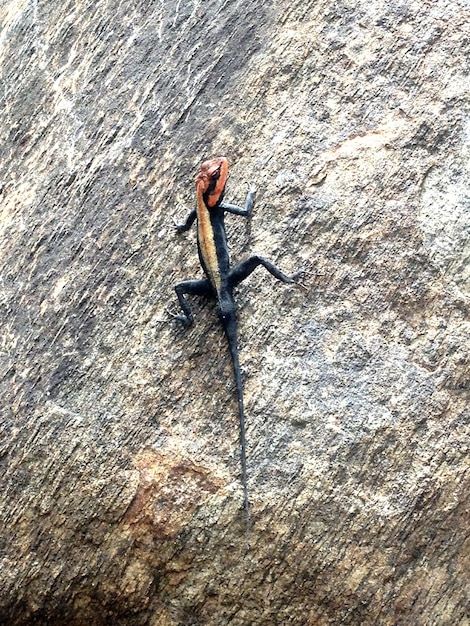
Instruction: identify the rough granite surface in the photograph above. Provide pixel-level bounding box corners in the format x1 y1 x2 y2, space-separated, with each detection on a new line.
0 0 469 625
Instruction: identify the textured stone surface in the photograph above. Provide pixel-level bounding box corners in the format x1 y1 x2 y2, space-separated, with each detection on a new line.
0 0 469 624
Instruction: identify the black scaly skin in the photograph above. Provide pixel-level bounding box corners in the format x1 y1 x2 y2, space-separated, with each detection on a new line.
172 158 300 546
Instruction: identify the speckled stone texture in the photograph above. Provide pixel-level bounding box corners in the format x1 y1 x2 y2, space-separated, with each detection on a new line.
0 0 469 624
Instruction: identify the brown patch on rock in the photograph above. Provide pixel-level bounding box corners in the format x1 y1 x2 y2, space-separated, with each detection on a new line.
122 448 224 540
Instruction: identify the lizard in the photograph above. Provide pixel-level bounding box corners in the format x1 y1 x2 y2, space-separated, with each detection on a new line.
171 156 301 545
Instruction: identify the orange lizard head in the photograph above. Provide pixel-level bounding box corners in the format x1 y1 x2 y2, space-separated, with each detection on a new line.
195 156 228 208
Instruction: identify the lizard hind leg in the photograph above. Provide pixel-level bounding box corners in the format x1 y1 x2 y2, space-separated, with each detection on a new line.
228 255 300 289
169 278 212 325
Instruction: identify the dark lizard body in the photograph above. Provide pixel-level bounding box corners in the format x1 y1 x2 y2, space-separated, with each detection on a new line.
172 157 300 544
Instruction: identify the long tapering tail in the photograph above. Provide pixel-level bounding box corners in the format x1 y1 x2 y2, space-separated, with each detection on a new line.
223 312 251 547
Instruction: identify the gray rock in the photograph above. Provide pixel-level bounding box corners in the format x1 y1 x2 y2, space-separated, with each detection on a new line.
0 0 468 624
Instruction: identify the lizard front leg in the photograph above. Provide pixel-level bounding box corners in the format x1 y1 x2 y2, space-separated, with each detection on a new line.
219 183 256 216
174 208 197 233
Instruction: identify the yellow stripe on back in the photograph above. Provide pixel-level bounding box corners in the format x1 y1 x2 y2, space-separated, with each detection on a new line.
197 191 222 294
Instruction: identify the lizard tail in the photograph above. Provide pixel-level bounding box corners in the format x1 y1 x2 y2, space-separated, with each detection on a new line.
224 315 251 548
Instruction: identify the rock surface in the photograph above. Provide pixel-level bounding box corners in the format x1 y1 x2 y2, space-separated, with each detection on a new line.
0 0 469 624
